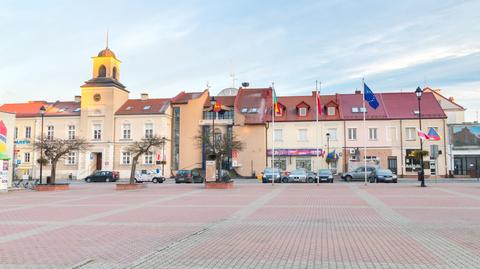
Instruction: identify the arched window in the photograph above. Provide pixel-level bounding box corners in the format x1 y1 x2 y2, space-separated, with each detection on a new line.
112 67 117 79
98 65 106 77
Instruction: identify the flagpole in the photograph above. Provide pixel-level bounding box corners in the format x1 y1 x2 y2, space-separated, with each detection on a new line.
316 80 320 185
271 82 275 186
363 78 367 186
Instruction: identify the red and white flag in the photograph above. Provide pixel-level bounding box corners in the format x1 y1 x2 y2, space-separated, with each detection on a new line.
417 129 430 140
316 92 322 115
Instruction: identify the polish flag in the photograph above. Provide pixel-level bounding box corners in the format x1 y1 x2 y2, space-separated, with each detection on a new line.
316 92 322 115
417 129 430 140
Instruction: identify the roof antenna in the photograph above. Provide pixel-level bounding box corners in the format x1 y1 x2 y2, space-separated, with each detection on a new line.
106 30 109 49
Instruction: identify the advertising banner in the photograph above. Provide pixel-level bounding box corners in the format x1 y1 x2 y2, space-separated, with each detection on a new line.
267 148 325 156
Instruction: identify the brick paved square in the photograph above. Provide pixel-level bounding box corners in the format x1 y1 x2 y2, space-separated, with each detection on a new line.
0 182 479 268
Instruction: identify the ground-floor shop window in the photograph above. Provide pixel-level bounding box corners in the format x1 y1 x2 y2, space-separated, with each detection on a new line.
271 157 287 171
296 157 311 170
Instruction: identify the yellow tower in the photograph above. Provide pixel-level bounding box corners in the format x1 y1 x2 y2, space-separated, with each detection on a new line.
92 47 121 80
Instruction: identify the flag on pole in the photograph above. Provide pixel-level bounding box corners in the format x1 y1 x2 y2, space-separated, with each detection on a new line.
213 101 222 112
427 127 441 141
417 129 430 140
273 89 280 113
316 92 322 115
363 83 379 109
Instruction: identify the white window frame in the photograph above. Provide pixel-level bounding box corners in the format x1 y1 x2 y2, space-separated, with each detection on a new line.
274 129 283 142
144 123 154 139
121 151 131 165
47 125 54 140
93 124 102 140
327 107 335 116
298 107 307 117
327 128 337 141
68 125 76 140
406 127 416 141
144 151 154 165
348 128 357 140
25 126 31 139
368 128 378 141
298 129 308 142
24 152 30 163
66 151 76 165
122 123 131 140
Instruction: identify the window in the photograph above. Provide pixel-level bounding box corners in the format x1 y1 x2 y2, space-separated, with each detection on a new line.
68 125 76 140
98 65 106 77
144 151 154 165
74 108 81 112
369 128 378 140
406 127 416 141
327 128 337 140
360 107 367 113
274 129 283 142
112 67 117 79
15 127 18 139
249 108 258 113
67 151 76 165
93 124 102 140
122 124 131 139
47 126 54 140
298 129 308 141
25 126 31 139
275 107 283 116
272 157 287 171
327 107 336 116
348 128 357 140
241 107 248 113
144 123 154 138
126 106 133 110
143 105 151 110
352 107 359 113
299 107 307 116
24 152 30 163
122 152 131 165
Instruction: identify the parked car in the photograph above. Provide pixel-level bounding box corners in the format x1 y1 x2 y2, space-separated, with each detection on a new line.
341 166 376 181
85 171 119 183
175 169 204 183
283 168 316 183
317 169 334 183
371 169 398 183
135 170 165 183
262 168 282 183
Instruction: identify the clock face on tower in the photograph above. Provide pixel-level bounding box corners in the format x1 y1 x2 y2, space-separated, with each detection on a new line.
93 94 101 102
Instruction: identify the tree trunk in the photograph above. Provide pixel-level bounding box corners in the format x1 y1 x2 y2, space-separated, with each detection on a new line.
130 156 139 184
50 161 57 184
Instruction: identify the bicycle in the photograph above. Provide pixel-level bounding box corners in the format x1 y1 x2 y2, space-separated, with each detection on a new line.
24 179 39 190
13 179 24 188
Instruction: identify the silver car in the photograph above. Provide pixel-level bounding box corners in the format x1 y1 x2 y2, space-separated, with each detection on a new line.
135 170 165 183
283 168 316 183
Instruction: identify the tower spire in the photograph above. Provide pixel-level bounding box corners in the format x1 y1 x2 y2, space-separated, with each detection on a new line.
106 30 109 49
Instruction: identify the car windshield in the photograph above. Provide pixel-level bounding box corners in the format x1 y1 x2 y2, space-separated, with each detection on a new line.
377 169 393 175
290 169 305 175
318 169 331 175
264 168 280 174
177 170 190 175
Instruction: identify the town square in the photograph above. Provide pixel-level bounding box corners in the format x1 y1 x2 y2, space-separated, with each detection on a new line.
0 1 479 268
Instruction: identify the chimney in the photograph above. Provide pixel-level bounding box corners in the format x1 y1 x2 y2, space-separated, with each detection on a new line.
355 90 361 94
74 96 81 103
449 97 455 102
141 93 149 100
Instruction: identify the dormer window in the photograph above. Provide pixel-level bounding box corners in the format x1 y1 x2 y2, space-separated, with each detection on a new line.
249 108 258 113
275 107 283 117
241 107 248 113
327 107 335 116
299 107 307 117
143 105 151 110
126 106 133 111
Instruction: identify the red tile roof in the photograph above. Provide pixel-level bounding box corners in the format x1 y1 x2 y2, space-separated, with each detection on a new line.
203 95 236 108
45 101 81 117
0 101 48 118
171 91 204 104
380 92 446 119
116 98 170 115
235 87 272 124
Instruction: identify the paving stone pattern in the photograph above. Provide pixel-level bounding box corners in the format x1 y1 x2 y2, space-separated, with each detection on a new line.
0 182 479 268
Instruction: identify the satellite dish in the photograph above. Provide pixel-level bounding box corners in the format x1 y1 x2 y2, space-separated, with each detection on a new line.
241 82 250 87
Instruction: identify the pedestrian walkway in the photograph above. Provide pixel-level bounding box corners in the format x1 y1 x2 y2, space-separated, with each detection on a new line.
0 182 479 268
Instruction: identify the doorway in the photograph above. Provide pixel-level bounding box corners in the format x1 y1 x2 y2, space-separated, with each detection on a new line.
388 156 397 174
95 153 102 171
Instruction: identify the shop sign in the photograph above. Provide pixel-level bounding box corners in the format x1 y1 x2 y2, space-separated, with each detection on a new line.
267 148 325 156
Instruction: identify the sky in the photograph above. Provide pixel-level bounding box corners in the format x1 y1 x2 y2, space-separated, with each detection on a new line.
0 0 479 120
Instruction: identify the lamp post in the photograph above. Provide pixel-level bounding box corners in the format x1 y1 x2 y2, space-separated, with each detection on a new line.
210 96 217 181
39 105 46 185
326 132 330 169
415 87 426 187
161 136 166 177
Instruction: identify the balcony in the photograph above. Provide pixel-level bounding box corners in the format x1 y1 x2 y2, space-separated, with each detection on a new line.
199 119 233 126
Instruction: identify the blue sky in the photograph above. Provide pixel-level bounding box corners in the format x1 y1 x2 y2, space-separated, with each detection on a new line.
0 0 479 120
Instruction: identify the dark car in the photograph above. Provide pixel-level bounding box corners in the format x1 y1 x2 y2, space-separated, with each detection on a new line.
85 171 119 183
317 169 334 183
262 168 282 183
341 166 376 181
283 168 316 183
175 169 204 183
372 169 398 183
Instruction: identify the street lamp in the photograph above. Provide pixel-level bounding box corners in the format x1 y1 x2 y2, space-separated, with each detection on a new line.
39 105 46 185
326 133 330 169
161 136 166 177
210 96 217 181
415 87 426 187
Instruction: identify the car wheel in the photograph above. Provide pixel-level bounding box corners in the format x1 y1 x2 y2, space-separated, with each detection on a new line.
86 178 91 183
330 179 334 183
152 178 159 184
393 179 398 183
307 177 315 183
345 176 352 182
106 178 111 183
281 177 288 183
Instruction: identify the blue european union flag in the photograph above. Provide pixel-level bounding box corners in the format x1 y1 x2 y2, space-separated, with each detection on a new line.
364 83 379 109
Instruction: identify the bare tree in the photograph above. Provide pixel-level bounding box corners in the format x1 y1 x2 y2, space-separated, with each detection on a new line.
34 137 90 184
196 129 244 182
126 136 166 184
